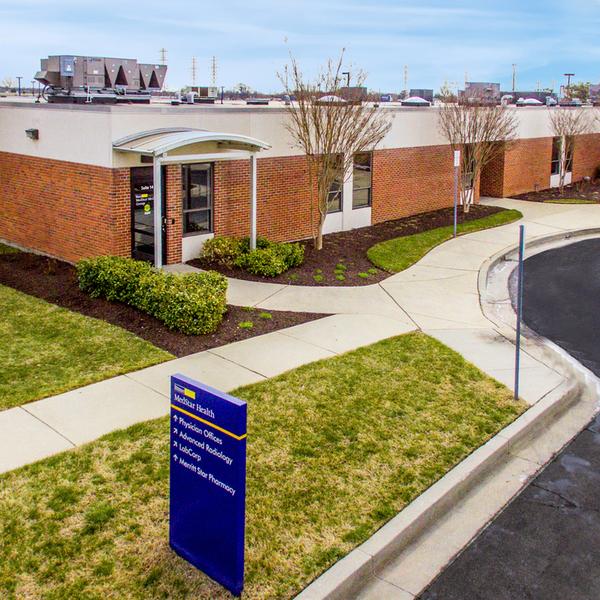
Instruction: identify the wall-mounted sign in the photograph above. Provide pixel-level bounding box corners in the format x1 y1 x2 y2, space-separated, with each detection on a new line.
169 374 247 596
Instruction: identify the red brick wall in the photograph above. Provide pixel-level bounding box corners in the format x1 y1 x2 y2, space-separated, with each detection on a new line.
164 164 182 264
371 145 456 223
573 133 600 181
481 134 600 198
214 155 316 242
479 149 505 198
0 151 129 262
502 138 552 197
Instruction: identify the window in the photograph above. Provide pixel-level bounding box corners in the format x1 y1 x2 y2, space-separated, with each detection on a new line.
352 152 372 209
182 163 212 235
326 158 344 213
551 137 561 175
565 140 574 173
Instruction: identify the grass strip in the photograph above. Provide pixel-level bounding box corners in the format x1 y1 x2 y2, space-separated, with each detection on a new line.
0 332 525 599
367 209 522 273
544 198 597 204
0 243 18 254
0 285 172 409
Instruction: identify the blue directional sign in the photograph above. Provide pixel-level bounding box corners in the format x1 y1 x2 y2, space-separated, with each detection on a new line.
169 373 247 596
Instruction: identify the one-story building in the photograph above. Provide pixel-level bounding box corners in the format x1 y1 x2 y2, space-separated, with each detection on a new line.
1 100 599 266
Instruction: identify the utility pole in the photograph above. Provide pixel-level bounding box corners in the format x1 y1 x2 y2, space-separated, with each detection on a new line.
16 76 22 96
403 65 408 97
211 56 218 88
191 57 197 87
564 73 575 97
512 64 517 93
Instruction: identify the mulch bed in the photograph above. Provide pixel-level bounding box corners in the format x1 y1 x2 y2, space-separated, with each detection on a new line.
0 252 325 358
190 204 505 286
513 180 600 203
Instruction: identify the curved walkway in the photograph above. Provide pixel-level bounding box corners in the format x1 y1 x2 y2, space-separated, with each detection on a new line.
3 197 600 474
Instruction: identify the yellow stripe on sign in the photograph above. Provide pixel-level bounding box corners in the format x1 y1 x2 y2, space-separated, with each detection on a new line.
171 404 247 441
184 388 196 400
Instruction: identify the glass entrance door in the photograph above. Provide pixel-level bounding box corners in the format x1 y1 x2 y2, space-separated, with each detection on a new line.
130 166 166 264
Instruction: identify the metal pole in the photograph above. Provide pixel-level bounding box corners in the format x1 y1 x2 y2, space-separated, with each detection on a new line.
153 155 163 268
453 150 460 238
514 224 525 400
16 76 22 96
249 154 257 250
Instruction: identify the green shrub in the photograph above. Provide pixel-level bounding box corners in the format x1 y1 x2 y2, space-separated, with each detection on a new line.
77 257 227 335
239 236 271 253
277 242 305 268
200 237 242 268
238 321 254 329
259 311 272 320
200 236 304 277
237 247 287 277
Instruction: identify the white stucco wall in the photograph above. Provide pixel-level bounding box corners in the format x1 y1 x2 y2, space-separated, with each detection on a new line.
2 100 597 169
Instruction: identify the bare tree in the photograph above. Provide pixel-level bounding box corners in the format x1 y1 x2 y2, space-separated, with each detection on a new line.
438 95 518 212
279 51 391 249
1 77 15 90
549 108 593 193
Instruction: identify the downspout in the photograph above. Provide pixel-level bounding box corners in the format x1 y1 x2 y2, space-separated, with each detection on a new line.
249 153 257 250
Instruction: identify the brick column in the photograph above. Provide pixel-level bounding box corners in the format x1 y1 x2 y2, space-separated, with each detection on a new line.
164 164 183 264
112 167 131 257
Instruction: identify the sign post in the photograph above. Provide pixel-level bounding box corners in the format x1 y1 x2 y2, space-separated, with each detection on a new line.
453 150 460 238
169 374 247 596
514 225 525 401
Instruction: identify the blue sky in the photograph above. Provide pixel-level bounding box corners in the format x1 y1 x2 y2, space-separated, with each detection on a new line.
1 0 599 93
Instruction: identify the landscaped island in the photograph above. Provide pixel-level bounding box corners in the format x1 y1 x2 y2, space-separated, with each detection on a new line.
191 205 522 286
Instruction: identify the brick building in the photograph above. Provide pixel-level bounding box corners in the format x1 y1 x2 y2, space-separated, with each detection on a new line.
0 101 599 266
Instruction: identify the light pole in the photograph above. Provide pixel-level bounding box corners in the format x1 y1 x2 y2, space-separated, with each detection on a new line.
16 76 22 96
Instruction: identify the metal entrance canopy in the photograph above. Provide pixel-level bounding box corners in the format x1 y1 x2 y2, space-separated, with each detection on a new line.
113 128 271 267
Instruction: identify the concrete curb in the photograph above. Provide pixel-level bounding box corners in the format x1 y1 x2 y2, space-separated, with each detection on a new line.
296 227 600 600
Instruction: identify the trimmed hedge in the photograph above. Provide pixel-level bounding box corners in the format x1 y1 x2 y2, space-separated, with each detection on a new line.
201 236 305 277
77 256 227 335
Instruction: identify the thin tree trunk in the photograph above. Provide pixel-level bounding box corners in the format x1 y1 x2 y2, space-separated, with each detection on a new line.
315 225 323 250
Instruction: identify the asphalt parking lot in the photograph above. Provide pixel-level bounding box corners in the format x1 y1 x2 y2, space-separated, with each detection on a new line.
419 239 600 600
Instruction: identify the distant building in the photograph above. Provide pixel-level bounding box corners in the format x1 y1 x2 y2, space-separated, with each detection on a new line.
409 89 434 103
338 86 368 101
460 82 501 103
501 91 558 104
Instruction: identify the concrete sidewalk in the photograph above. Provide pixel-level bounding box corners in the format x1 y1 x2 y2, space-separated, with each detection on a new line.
0 313 414 473
2 198 599 476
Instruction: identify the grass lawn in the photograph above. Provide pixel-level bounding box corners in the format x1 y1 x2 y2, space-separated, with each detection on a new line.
0 332 525 599
0 285 172 410
544 198 597 204
368 209 523 273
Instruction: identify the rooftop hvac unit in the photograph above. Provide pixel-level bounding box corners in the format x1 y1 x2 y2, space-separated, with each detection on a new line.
34 55 167 104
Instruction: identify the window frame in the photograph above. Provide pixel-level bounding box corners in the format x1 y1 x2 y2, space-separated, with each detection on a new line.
182 163 213 236
326 156 344 214
352 151 372 209
551 136 561 176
